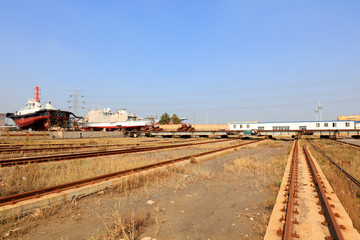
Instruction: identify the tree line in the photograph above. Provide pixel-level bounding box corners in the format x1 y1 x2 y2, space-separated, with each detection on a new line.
158 113 182 124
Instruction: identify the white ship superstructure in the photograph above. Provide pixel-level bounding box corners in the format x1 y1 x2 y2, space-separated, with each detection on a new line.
82 108 154 131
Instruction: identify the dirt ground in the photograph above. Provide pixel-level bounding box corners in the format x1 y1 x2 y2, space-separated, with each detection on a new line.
1 140 292 240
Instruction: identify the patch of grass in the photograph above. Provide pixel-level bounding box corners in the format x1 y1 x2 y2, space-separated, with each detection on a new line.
0 139 244 197
0 166 184 239
256 140 285 148
308 140 360 231
189 168 215 180
89 206 152 240
224 154 287 187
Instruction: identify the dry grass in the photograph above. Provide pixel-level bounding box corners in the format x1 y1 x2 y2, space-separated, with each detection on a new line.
238 139 290 149
195 139 248 149
0 137 204 146
0 138 208 159
0 139 241 197
318 140 360 179
256 140 287 148
188 168 215 180
0 166 185 240
308 140 360 231
89 207 152 240
88 166 193 240
224 154 287 187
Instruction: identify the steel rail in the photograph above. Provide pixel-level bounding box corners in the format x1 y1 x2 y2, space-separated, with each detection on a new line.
307 139 360 188
303 147 345 240
0 139 201 153
0 144 130 153
282 140 299 239
0 139 235 167
0 143 85 148
0 139 263 207
336 140 360 149
0 138 193 147
0 143 160 153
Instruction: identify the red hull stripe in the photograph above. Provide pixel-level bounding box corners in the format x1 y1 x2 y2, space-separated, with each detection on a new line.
14 116 49 127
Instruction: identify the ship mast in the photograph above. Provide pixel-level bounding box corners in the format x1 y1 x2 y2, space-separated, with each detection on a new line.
34 86 40 102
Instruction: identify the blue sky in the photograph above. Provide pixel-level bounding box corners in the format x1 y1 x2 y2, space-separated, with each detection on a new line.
1 0 359 124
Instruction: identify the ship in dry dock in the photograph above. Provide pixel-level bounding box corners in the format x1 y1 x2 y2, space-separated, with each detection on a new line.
6 86 75 130
82 108 155 131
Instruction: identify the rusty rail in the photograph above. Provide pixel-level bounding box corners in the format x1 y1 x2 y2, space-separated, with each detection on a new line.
0 139 192 153
277 140 300 239
0 139 235 167
303 147 345 240
336 140 360 149
0 139 263 207
308 139 360 188
283 140 299 239
0 144 131 153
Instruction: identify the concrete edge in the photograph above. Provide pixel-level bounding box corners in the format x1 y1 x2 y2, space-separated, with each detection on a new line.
0 141 255 220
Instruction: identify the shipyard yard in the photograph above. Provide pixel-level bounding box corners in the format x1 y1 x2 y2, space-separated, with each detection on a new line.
1 86 360 240
0 133 359 240
2 1 360 239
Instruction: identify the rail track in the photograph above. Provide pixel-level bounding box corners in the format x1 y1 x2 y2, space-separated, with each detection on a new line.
308 139 360 188
336 139 360 149
0 143 138 153
0 139 200 154
0 139 237 167
0 139 263 207
0 139 198 153
265 140 359 239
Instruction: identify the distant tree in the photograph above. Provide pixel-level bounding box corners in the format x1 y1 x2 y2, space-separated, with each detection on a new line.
159 112 170 124
171 114 181 124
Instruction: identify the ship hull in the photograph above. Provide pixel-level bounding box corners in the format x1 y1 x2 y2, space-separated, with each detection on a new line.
83 120 153 131
6 110 73 130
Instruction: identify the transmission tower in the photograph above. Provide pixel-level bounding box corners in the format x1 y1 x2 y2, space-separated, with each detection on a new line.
68 90 85 116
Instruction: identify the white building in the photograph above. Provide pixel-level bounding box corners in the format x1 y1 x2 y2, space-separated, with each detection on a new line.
228 120 357 131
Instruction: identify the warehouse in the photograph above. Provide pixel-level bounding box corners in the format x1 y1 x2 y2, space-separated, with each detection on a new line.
228 120 358 131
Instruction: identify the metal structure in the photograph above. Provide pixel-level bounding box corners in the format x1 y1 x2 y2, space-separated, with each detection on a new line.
6 86 75 130
0 139 262 206
303 147 345 239
271 140 349 239
282 140 299 238
309 139 360 188
68 90 85 116
0 139 235 167
316 102 323 121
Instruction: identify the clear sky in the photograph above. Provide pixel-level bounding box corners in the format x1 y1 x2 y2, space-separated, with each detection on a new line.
1 0 359 124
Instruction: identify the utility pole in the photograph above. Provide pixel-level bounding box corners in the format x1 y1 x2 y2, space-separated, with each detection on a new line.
68 90 85 116
316 102 323 121
318 102 323 121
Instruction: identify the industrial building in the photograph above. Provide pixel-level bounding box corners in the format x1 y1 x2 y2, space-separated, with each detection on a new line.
228 120 359 131
337 115 360 121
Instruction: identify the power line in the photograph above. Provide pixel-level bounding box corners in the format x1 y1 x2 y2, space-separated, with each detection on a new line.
68 90 85 116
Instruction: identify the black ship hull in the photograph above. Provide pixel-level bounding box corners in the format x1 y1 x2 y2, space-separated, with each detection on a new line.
6 109 73 130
